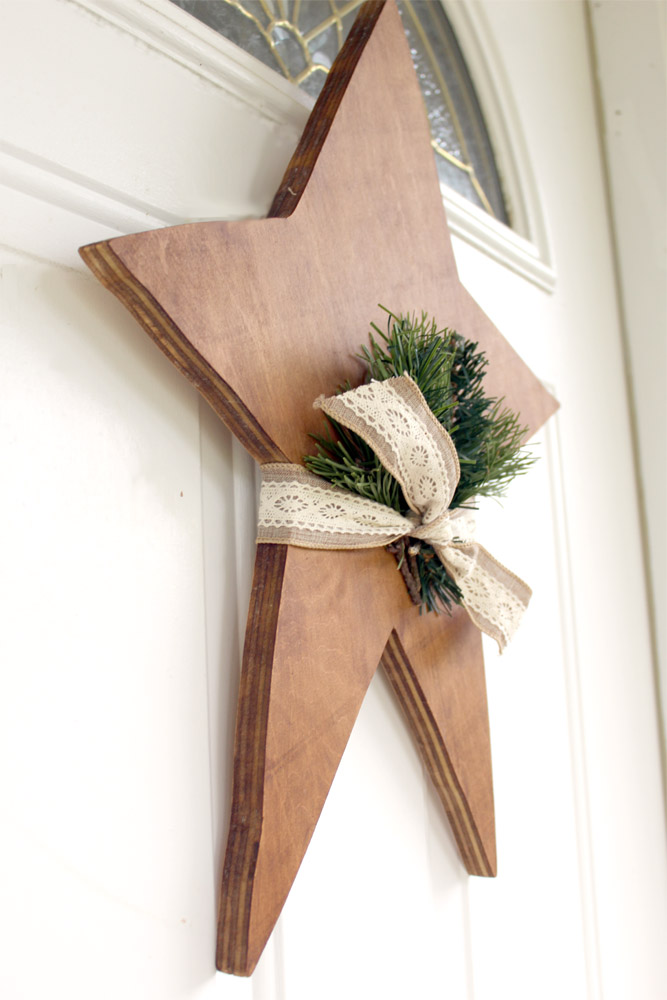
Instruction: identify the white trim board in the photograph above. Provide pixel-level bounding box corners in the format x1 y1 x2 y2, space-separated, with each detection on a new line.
588 0 667 767
545 405 603 1000
445 0 555 283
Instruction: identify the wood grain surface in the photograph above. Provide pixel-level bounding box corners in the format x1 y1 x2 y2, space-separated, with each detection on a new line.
80 0 557 976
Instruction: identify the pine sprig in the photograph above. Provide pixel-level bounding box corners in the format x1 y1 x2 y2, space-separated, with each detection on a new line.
304 307 535 613
360 311 456 425
446 333 535 508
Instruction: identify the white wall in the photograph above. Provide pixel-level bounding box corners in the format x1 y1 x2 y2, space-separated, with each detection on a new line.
588 0 667 757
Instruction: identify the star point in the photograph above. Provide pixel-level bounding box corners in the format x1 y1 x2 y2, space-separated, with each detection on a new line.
80 0 556 974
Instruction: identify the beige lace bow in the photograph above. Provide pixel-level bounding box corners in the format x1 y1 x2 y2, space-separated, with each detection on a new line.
257 375 531 651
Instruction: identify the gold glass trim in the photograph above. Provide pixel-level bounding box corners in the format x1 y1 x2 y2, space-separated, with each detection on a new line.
403 0 495 217
170 0 509 223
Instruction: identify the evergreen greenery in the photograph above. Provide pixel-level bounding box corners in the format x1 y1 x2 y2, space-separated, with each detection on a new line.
304 308 535 613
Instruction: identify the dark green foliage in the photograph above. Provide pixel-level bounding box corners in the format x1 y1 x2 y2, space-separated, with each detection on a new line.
304 307 535 613
446 332 536 508
359 311 456 425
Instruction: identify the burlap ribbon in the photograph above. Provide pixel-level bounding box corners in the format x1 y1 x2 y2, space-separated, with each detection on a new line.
257 375 531 651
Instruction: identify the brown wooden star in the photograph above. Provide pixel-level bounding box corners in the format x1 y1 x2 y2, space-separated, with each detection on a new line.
80 0 557 976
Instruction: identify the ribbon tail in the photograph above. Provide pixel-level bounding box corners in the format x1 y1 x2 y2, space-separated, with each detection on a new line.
436 543 532 653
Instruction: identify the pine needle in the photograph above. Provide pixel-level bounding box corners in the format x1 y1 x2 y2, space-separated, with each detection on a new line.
304 308 535 613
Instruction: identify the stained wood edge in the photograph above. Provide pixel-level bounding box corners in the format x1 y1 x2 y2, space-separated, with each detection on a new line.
268 0 386 218
78 240 287 465
216 543 288 976
381 630 496 877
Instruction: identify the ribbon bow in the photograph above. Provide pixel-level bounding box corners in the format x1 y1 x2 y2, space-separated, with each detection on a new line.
257 376 531 651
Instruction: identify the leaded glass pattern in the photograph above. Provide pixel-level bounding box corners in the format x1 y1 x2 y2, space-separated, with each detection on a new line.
170 0 509 224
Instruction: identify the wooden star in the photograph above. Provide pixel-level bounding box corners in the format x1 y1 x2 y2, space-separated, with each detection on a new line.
80 0 557 976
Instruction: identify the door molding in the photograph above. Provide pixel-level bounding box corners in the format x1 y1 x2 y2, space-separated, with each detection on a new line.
444 0 555 288
542 404 603 1000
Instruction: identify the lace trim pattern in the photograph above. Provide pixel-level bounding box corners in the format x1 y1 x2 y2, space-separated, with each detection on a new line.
257 376 531 652
438 544 531 650
316 377 459 527
258 465 413 549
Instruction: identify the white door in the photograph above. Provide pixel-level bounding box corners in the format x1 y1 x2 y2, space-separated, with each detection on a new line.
1 2 664 999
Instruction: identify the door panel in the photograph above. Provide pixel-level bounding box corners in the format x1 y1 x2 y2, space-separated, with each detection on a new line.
1 2 664 998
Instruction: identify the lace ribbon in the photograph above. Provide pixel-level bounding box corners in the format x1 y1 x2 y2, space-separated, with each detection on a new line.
257 375 531 651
